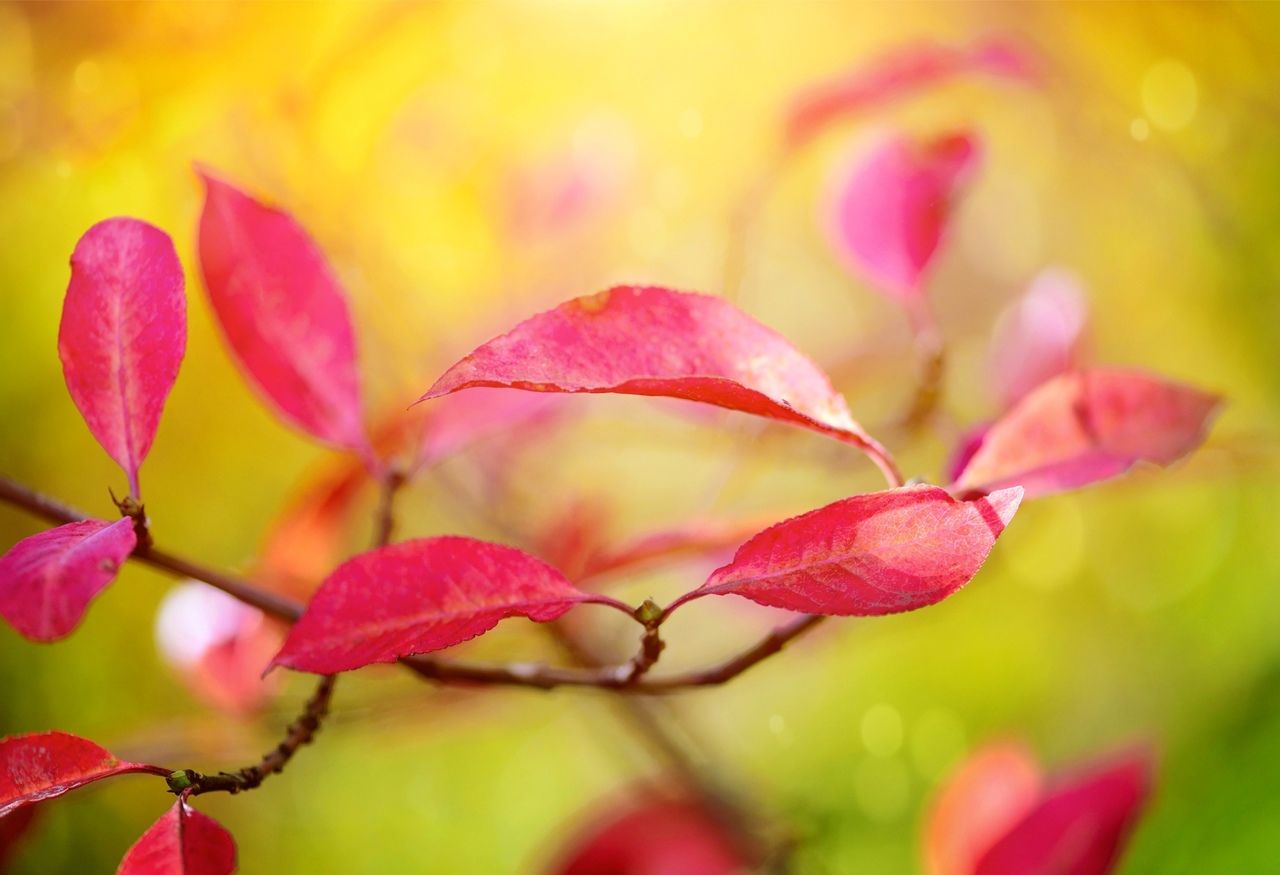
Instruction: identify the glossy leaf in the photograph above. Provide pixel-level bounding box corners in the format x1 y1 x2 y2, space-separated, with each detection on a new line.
953 369 1221 499
786 38 1037 148
824 130 981 306
0 732 165 818
117 800 237 875
671 485 1021 616
974 752 1151 875
924 742 1044 875
59 217 186 497
270 536 620 674
549 794 748 875
420 286 895 479
0 519 137 642
989 268 1088 409
197 169 370 456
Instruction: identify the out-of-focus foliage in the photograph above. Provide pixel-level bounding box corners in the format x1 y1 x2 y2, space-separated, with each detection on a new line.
0 2 1277 872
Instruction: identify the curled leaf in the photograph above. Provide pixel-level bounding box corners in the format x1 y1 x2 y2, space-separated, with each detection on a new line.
974 751 1152 875
953 369 1221 499
786 38 1038 149
0 519 137 642
988 268 1088 410
0 731 165 818
197 169 370 457
421 285 897 482
670 485 1021 617
824 130 981 309
117 800 237 875
270 536 621 675
59 217 186 498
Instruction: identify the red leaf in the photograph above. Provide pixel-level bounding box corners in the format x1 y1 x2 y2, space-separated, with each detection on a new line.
988 268 1088 410
0 732 165 818
953 369 1221 499
197 169 370 457
974 752 1151 875
269 536 624 674
117 800 236 875
786 38 1037 149
824 130 981 308
420 286 897 483
924 742 1044 875
548 794 748 875
59 218 186 498
0 804 39 869
0 519 137 642
670 485 1021 617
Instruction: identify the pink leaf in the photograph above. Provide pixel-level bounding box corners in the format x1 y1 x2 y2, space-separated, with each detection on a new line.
988 268 1089 410
924 742 1044 875
549 793 748 875
974 752 1151 875
953 369 1221 499
0 732 166 818
420 286 897 483
0 519 137 642
824 130 981 308
197 169 370 457
416 388 566 470
59 218 186 498
269 536 622 674
117 800 237 875
786 38 1038 149
671 485 1021 617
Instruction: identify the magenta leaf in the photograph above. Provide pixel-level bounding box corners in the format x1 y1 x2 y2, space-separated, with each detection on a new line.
786 38 1037 149
420 286 898 483
974 752 1151 875
824 130 981 310
550 793 748 875
953 369 1221 499
0 731 166 818
670 485 1021 617
117 800 237 875
988 268 1088 410
0 519 137 642
197 169 371 458
59 218 186 498
270 536 625 675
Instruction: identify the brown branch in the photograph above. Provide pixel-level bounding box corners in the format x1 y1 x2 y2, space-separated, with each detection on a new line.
0 474 829 695
168 676 336 797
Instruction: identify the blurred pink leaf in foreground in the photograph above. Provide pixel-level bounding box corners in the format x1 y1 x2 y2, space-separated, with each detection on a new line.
988 268 1089 410
953 368 1221 498
0 519 136 642
823 130 981 315
59 218 186 498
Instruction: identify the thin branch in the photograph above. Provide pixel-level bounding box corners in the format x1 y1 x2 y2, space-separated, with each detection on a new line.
168 676 336 797
0 474 829 695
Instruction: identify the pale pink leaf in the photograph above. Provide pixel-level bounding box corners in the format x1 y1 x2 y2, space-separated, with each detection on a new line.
197 169 369 456
786 38 1038 148
117 800 237 875
420 286 897 481
270 536 620 674
953 369 1221 498
974 752 1151 875
59 218 186 498
824 130 981 305
0 732 166 818
0 519 137 642
988 268 1088 409
924 742 1044 875
672 485 1021 617
416 388 566 470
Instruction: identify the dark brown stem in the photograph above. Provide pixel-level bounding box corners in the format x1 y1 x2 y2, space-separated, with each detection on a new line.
371 464 407 548
0 474 828 694
168 676 336 796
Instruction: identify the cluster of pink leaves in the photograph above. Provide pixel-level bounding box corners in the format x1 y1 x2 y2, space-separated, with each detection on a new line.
0 34 1224 874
